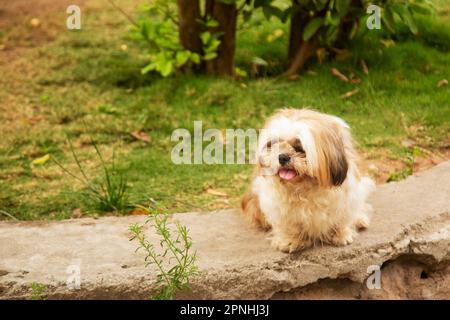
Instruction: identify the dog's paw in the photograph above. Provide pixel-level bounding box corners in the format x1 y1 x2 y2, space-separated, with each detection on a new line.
354 214 370 230
271 237 295 253
330 227 355 246
271 236 310 253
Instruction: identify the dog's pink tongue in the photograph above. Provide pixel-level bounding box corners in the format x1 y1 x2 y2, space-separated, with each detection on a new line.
278 168 297 180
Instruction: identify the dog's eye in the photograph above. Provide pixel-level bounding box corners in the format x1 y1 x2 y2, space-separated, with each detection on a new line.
266 140 277 149
293 145 304 153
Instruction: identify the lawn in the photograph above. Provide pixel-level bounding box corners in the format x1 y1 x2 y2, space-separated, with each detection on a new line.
0 0 449 220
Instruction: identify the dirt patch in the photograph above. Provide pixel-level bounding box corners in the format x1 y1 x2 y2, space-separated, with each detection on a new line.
360 144 450 184
0 0 84 51
0 0 88 28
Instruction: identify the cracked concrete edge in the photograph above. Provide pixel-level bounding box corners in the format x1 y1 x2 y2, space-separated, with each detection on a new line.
191 216 450 299
0 161 449 300
3 218 448 300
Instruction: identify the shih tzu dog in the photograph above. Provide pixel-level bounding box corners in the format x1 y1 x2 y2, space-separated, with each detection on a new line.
242 108 375 253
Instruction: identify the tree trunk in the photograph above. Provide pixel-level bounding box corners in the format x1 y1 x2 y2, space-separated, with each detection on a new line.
283 39 317 77
284 4 327 77
335 19 354 48
335 1 362 49
177 0 202 54
205 0 237 76
288 10 308 65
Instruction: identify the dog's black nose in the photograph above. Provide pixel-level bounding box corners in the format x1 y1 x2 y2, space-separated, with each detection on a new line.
278 154 290 165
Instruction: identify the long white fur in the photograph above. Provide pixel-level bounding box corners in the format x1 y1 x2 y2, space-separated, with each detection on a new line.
250 109 375 252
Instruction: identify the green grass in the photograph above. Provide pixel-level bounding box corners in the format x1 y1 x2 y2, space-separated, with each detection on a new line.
53 138 131 214
0 0 449 220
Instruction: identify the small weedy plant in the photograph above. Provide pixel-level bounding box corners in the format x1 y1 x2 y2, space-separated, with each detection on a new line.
30 282 47 300
54 138 129 213
129 202 198 300
387 146 423 182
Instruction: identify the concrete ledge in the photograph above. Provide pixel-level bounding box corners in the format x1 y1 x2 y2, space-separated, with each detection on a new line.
1 162 449 299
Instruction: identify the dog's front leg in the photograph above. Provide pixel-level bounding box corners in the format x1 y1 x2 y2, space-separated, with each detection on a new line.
270 225 312 253
329 226 356 246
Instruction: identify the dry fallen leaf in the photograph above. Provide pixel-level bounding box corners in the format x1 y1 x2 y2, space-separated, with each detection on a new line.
349 73 361 84
30 18 40 28
128 208 149 216
215 198 230 205
331 68 349 82
31 154 50 166
437 79 448 87
361 60 369 75
205 188 228 197
401 139 416 148
130 131 151 144
380 39 395 48
287 74 300 81
340 88 359 99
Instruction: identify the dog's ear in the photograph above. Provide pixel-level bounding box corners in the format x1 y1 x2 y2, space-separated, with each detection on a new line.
312 129 348 187
328 142 348 186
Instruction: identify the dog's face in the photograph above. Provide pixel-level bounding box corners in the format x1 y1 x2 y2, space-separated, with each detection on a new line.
259 137 309 181
258 109 349 187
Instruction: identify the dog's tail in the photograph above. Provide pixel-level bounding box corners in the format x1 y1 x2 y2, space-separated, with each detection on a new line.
241 191 271 231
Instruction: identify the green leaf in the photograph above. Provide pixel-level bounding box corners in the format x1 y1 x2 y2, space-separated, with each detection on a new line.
324 25 339 45
313 0 328 11
205 18 219 28
208 39 221 52
235 67 247 78
391 4 418 35
383 7 396 34
254 0 271 8
200 32 211 45
203 52 218 61
140 22 149 40
324 11 340 27
262 5 284 21
303 17 324 41
335 0 351 16
403 8 418 34
141 62 156 74
409 2 433 15
190 52 201 64
242 10 253 22
348 20 359 39
251 56 268 66
175 51 190 67
159 60 173 77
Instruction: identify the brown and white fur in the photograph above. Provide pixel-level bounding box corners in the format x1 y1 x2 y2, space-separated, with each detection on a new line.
241 108 375 253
